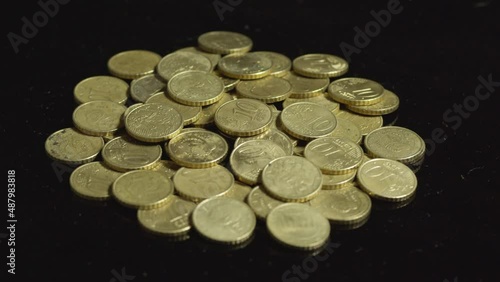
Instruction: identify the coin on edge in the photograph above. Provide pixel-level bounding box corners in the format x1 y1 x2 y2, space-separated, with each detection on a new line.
292 53 348 78
69 161 122 200
101 136 162 172
197 31 253 54
107 50 162 80
45 128 103 166
73 76 129 105
125 103 183 142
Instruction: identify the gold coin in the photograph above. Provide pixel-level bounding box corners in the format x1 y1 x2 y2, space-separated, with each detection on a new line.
167 70 225 106
235 76 292 103
69 161 122 200
364 126 425 164
149 160 179 179
172 165 234 203
282 93 340 114
107 50 161 80
192 197 256 245
230 140 287 185
292 53 348 78
280 102 337 141
328 77 384 106
252 51 292 77
223 181 252 202
212 70 240 92
156 51 212 81
166 130 228 168
145 92 202 126
192 92 234 127
261 156 322 202
122 103 143 124
197 31 253 54
102 129 126 143
137 195 196 237
304 136 364 175
112 170 174 209
347 88 400 116
309 185 371 225
322 171 357 190
125 103 183 142
361 154 372 165
102 136 162 172
335 110 383 136
234 128 294 156
330 118 362 144
73 76 129 105
357 158 418 202
72 100 126 137
176 46 221 70
282 72 329 98
45 128 103 165
129 73 165 103
246 186 285 220
266 203 330 250
214 98 273 137
217 53 272 80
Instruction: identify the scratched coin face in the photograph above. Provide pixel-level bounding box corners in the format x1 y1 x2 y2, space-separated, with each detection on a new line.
101 136 162 172
292 53 348 78
167 70 225 106
69 161 122 200
197 31 253 54
328 77 384 106
72 100 126 137
73 76 129 105
125 103 183 142
45 128 104 165
280 102 337 141
192 197 256 244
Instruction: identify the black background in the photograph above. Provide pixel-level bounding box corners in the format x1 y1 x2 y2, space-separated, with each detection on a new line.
2 0 500 281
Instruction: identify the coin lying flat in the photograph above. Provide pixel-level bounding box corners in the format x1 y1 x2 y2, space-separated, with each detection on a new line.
246 186 285 220
309 185 371 225
293 53 348 78
346 89 400 116
45 128 104 165
192 92 234 127
149 160 179 179
217 53 272 80
156 51 212 81
137 195 197 237
145 92 202 126
282 72 330 98
235 75 292 103
212 70 240 92
176 46 221 70
234 129 294 156
223 181 252 202
125 103 183 142
72 100 126 137
357 158 418 202
192 197 256 245
197 31 253 54
261 156 322 202
322 171 357 190
167 70 224 106
328 77 384 106
112 170 174 209
129 73 166 103
330 118 362 144
252 51 292 77
173 165 234 203
280 102 337 141
335 110 383 136
107 50 162 80
69 161 122 200
214 98 273 137
166 130 228 168
74 76 129 105
101 136 162 172
282 93 340 114
266 203 330 250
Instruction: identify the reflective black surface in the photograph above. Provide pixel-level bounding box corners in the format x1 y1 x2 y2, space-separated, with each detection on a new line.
3 0 500 281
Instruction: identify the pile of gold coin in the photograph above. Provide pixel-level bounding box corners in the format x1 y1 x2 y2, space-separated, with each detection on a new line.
45 30 425 250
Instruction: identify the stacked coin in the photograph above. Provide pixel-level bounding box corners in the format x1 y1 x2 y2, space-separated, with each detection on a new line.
45 30 423 250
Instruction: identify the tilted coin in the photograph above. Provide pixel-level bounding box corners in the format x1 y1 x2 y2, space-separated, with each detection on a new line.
73 76 129 105
266 203 330 250
197 31 253 54
145 92 202 126
217 53 272 80
357 158 418 202
72 100 126 137
235 76 292 103
212 70 240 92
364 126 425 164
112 170 174 209
246 186 285 220
282 93 340 114
107 50 162 80
346 89 400 116
167 70 224 106
309 185 371 226
129 73 165 103
173 165 234 203
45 128 103 165
280 102 337 141
234 129 294 156
149 160 179 179
252 51 292 77
330 118 362 144
176 46 221 70
156 51 212 81
125 103 183 142
69 161 122 200
192 92 234 127
214 98 273 137
137 195 197 236
122 103 143 124
230 140 288 185
304 136 364 175
293 53 348 78
335 110 383 136
192 197 256 244
322 170 357 190
282 72 329 98
223 181 252 202
101 136 162 172
261 156 322 202
166 130 228 168
328 77 384 106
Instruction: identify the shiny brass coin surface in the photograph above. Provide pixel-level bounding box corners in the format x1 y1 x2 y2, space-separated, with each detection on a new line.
107 50 161 79
130 73 165 103
101 136 162 172
234 129 294 156
145 92 202 126
335 110 383 136
149 160 179 179
192 92 234 127
322 171 357 190
69 161 122 200
329 117 362 144
167 70 224 106
72 100 126 136
252 51 292 77
212 70 240 92
282 93 340 114
292 53 348 78
125 103 183 142
235 75 292 103
223 181 252 202
74 76 129 105
176 46 221 69
197 31 253 54
214 98 273 137
156 51 212 81
246 186 285 220
346 89 400 115
45 128 103 165
280 102 337 141
328 77 384 106
217 53 272 80
282 72 329 98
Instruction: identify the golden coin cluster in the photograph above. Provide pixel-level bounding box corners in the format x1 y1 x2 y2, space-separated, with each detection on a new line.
45 30 424 250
